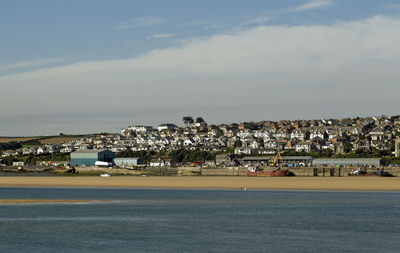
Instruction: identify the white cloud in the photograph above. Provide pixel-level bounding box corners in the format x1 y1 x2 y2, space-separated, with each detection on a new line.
183 19 215 27
0 58 66 71
182 18 226 31
1 15 400 134
243 16 272 25
294 0 334 11
147 33 174 39
116 16 166 30
241 0 334 28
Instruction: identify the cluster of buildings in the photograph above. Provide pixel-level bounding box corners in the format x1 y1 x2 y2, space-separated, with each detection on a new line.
117 116 400 157
1 116 400 163
67 150 385 168
1 145 61 158
117 116 400 155
69 149 143 168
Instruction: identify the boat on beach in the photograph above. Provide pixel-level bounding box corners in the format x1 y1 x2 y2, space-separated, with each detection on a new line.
100 173 111 177
246 168 295 177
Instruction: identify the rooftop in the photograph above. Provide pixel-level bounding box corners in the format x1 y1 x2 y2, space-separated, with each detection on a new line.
71 149 108 153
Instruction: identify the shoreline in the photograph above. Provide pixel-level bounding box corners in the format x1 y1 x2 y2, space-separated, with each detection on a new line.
0 176 400 191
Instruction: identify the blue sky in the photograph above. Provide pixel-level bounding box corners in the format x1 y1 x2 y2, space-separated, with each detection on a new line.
1 0 400 135
2 0 399 73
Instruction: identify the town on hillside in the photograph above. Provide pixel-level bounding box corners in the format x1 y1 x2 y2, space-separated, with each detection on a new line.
1 115 400 170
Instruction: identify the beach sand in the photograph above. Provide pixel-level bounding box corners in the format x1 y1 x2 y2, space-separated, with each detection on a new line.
0 176 399 191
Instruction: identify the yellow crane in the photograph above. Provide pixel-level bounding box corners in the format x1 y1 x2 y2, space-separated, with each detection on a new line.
270 153 284 167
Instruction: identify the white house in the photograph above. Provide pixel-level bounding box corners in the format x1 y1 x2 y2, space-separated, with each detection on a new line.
234 147 254 155
295 142 312 152
264 140 284 150
60 147 73 153
309 130 327 140
157 124 178 132
37 147 46 154
291 130 308 141
128 125 153 133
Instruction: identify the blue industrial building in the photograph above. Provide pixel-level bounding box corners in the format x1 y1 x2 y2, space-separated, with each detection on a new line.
70 149 115 167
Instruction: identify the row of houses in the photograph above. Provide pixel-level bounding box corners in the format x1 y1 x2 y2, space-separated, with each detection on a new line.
116 116 399 155
1 116 400 159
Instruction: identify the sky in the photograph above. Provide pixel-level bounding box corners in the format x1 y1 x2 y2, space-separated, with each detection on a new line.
1 0 400 136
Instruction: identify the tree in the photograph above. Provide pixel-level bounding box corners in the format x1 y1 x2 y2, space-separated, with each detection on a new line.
196 117 206 125
117 146 134 157
257 138 264 147
344 142 353 153
183 116 194 126
386 140 395 152
216 129 224 137
170 148 215 164
0 141 22 151
234 140 242 148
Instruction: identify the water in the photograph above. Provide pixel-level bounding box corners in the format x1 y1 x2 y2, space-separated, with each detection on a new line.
0 187 399 253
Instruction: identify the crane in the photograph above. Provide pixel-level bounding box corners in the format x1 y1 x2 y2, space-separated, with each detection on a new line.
271 153 284 167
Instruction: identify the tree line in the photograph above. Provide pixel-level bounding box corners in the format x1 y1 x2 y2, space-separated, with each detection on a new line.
117 147 218 164
0 142 22 151
182 116 206 126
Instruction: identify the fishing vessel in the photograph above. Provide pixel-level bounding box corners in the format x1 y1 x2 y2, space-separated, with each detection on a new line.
246 168 294 177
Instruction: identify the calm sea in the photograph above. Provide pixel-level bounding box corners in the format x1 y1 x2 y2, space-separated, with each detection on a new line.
0 187 399 253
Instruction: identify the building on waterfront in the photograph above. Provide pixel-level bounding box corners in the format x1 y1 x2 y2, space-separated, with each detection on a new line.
70 149 115 167
312 158 382 167
113 157 143 168
12 161 24 166
278 156 314 166
395 138 400 157
241 156 272 166
215 154 240 166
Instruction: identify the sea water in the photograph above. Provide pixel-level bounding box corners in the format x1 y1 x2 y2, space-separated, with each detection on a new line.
0 187 399 253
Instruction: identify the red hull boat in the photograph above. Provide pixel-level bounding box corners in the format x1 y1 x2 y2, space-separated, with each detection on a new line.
246 169 294 177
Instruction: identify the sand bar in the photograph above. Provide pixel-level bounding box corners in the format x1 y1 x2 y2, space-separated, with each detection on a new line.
0 176 399 191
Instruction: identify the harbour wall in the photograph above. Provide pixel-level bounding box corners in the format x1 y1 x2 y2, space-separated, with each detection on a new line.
1 165 399 177
177 166 400 177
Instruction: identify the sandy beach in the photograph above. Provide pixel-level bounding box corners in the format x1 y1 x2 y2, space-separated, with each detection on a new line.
0 176 399 191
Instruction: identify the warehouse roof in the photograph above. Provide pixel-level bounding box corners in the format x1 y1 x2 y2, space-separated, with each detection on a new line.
113 157 141 160
242 156 273 161
280 156 313 160
313 158 382 166
71 149 109 153
242 156 313 161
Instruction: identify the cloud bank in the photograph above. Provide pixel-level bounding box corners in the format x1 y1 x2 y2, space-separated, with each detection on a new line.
0 58 66 71
116 16 166 30
1 15 400 135
295 0 334 11
147 33 175 39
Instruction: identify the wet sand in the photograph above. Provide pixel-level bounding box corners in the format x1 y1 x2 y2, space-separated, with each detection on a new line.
0 176 399 191
0 199 100 204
